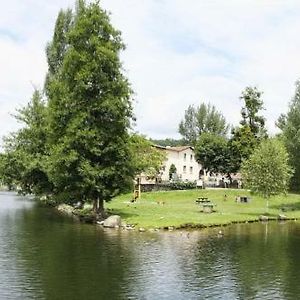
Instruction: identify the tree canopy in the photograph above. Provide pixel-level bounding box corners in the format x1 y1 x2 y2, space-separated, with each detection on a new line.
277 80 300 190
178 103 229 145
195 132 229 175
0 1 141 216
241 139 292 210
240 86 267 139
129 134 166 178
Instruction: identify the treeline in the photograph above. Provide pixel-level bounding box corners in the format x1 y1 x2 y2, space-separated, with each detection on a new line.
169 84 298 193
0 1 164 214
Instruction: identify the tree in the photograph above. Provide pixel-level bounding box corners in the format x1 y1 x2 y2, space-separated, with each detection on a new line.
240 86 267 139
241 139 293 212
227 125 258 174
195 132 229 175
179 103 229 145
228 86 267 174
277 80 300 190
129 134 166 178
0 90 51 195
45 1 134 214
150 138 187 147
169 164 177 180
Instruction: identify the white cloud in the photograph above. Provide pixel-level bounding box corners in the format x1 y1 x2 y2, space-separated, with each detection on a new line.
1 0 300 143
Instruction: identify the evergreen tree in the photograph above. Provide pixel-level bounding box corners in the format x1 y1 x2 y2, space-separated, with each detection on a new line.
228 86 267 173
240 86 267 138
46 0 134 214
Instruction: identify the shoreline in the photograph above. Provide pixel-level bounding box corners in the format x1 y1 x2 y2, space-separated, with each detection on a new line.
55 202 299 232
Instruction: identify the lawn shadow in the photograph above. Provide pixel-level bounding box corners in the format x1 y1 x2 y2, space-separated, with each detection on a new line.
107 209 139 219
271 202 300 212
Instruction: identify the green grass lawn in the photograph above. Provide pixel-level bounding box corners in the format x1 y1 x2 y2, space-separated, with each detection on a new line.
106 189 300 229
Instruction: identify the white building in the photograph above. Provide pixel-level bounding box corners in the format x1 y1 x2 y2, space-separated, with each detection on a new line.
156 145 205 184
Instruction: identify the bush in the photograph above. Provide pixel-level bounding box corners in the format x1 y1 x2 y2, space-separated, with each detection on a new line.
168 180 197 190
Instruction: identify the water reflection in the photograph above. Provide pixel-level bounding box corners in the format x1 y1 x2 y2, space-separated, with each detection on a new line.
1 193 300 299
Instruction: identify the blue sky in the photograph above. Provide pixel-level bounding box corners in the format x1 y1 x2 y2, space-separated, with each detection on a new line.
1 0 300 143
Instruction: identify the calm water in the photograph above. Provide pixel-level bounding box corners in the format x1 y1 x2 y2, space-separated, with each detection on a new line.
1 192 300 299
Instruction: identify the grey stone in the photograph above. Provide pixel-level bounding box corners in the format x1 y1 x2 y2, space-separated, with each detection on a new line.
103 215 121 228
278 214 288 220
259 215 268 221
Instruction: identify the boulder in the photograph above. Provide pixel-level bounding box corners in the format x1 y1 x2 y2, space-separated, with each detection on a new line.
259 215 268 221
278 214 288 221
103 215 121 228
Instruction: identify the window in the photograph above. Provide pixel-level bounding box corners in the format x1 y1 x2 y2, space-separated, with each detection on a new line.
183 165 186 173
184 153 187 161
190 166 193 174
190 154 193 161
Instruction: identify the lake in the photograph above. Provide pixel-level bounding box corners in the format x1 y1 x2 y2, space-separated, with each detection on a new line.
1 191 300 299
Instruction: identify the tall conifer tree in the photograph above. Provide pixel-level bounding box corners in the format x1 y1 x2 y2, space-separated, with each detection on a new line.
46 0 134 213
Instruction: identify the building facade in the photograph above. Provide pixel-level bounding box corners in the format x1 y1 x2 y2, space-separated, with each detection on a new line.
157 145 205 184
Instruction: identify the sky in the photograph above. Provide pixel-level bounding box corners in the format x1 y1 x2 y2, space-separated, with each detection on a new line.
1 0 300 143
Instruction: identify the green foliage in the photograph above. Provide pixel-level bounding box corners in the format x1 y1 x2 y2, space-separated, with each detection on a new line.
168 180 197 190
150 138 187 147
195 132 229 174
240 86 267 138
0 1 135 213
278 80 300 190
227 125 258 174
241 139 293 199
0 90 52 195
169 163 177 180
227 87 267 174
179 103 229 145
45 0 134 208
129 134 166 177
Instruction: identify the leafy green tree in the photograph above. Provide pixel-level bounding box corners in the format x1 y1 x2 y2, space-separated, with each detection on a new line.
0 90 51 195
277 80 300 190
179 103 229 145
129 134 166 178
195 132 229 175
227 125 258 174
241 138 293 212
169 163 177 180
45 1 134 214
150 138 187 147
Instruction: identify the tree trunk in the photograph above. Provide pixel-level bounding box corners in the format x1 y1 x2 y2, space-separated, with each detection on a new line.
266 198 269 214
93 198 105 218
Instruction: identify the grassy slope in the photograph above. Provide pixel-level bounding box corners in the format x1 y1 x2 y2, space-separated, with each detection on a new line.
106 189 300 228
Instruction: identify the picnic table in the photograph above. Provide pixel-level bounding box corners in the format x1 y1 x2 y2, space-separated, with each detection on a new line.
196 197 211 204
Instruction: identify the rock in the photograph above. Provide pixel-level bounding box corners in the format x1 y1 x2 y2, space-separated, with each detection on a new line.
259 215 268 221
139 227 146 232
125 224 135 230
57 204 74 215
168 226 174 231
103 215 121 228
96 221 104 225
278 214 288 220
